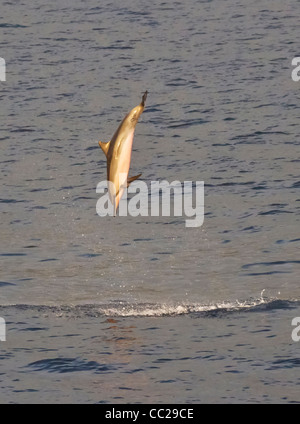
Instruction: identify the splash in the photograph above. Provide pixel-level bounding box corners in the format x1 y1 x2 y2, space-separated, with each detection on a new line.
101 297 269 317
0 295 298 319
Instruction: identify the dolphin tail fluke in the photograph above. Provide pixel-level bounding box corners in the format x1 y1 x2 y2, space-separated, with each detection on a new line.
141 91 148 106
98 140 110 157
127 173 142 187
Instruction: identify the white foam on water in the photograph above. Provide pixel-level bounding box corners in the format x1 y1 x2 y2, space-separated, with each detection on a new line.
1 292 298 319
99 296 269 317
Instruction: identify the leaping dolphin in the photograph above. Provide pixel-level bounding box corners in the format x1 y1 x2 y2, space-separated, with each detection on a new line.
98 91 147 215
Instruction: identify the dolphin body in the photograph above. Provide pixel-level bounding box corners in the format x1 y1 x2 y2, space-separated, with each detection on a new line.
99 91 147 215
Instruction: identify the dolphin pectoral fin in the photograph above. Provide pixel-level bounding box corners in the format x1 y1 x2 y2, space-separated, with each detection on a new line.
98 140 111 157
127 173 142 187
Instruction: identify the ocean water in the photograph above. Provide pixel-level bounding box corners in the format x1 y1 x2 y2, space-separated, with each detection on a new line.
0 0 299 403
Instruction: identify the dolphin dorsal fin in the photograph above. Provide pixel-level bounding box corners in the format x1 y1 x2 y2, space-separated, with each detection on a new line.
127 173 142 187
98 140 111 157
